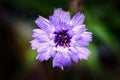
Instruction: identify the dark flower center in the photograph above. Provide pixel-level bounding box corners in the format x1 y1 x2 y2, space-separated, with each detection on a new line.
54 29 71 48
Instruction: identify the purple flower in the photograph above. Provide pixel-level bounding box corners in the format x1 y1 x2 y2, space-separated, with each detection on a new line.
30 8 92 70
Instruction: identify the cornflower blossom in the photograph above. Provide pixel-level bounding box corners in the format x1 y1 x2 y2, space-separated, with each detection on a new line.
30 8 92 70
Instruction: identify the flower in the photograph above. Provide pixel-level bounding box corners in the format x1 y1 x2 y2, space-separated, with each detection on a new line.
30 8 92 70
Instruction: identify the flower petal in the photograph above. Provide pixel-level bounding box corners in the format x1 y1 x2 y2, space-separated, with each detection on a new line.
76 47 91 60
49 17 72 31
30 39 40 49
36 43 50 53
77 53 89 60
70 12 85 26
49 16 60 26
67 29 74 37
68 47 78 54
33 29 46 35
32 29 50 43
36 47 52 61
73 32 92 46
72 25 87 34
53 51 71 70
59 22 72 30
50 8 70 25
30 39 50 53
68 51 79 63
35 16 54 33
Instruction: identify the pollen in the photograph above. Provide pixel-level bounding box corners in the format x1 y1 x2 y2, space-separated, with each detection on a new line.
54 29 71 47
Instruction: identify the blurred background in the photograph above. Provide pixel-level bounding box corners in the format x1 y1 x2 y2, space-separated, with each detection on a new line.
0 0 120 80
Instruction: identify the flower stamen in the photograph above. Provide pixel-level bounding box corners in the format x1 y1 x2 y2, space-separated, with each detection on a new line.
54 29 71 48
64 43 67 48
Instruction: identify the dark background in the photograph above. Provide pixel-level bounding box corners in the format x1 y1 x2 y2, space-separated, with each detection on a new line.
0 0 120 80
